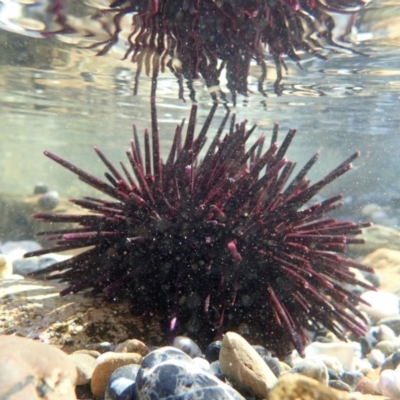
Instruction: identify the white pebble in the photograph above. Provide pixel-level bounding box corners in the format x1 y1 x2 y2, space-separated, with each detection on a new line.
379 369 400 400
367 349 386 367
304 341 361 372
360 291 400 320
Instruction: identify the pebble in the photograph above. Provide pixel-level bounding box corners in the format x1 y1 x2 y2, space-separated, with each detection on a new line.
262 355 282 377
34 182 49 194
38 190 60 210
172 336 202 358
356 376 380 395
378 367 400 399
367 349 386 368
381 351 400 373
219 331 278 398
268 372 339 400
104 364 140 400
68 353 97 385
374 339 398 357
291 359 329 384
210 360 225 381
304 341 361 372
114 339 150 356
192 356 211 372
205 340 221 363
91 352 143 399
0 240 42 263
0 335 77 399
86 342 113 353
342 371 365 389
136 347 245 399
378 316 400 336
0 254 13 279
360 290 400 320
73 349 101 358
329 379 352 392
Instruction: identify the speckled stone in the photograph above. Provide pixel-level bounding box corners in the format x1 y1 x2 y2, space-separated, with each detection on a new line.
136 347 245 399
219 331 278 398
104 364 140 400
91 352 143 399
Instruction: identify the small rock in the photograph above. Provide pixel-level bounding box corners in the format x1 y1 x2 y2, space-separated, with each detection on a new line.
382 351 400 373
379 368 400 400
0 240 42 262
368 349 386 368
205 341 221 363
374 340 397 357
328 380 352 392
38 253 71 269
378 316 400 336
219 331 278 398
342 371 364 390
136 350 245 400
38 190 60 210
268 373 339 400
73 349 101 358
363 247 400 294
192 357 210 372
104 364 140 400
68 353 97 385
310 354 344 375
360 291 400 320
0 254 13 279
291 359 329 384
263 355 282 378
305 341 360 372
91 352 143 399
252 345 269 357
0 335 77 399
172 336 202 358
34 183 48 194
12 257 39 275
210 361 225 381
86 342 112 353
356 376 380 395
114 339 150 356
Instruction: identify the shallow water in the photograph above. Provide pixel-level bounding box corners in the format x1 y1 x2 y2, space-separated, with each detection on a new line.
1 0 400 240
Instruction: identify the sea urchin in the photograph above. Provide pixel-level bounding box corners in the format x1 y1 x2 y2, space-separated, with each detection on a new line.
26 99 373 356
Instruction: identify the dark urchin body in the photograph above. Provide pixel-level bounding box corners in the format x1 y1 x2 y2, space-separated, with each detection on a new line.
26 99 373 356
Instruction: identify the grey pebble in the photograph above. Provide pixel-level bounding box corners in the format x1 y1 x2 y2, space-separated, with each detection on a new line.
86 342 112 353
136 347 245 399
38 190 60 210
290 359 328 384
105 364 140 400
172 336 202 358
328 380 352 392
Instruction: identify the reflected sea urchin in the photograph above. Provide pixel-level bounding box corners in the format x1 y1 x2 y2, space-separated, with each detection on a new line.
26 99 374 356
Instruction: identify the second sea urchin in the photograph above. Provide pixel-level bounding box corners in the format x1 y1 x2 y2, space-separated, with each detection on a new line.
26 99 373 356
